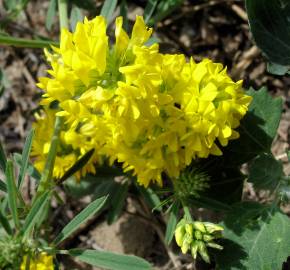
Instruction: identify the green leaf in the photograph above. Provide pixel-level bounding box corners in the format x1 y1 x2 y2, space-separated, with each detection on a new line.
17 129 34 188
0 35 59 48
14 153 41 181
248 153 283 190
5 160 20 229
137 186 162 212
188 195 232 212
0 207 12 235
246 0 290 66
58 149 94 184
165 200 180 245
144 0 158 24
100 0 118 23
224 87 283 165
152 0 184 25
107 182 128 224
202 160 245 204
120 0 128 31
267 62 290 76
68 249 152 270
21 191 50 236
0 140 7 171
70 0 96 11
216 202 290 270
70 6 83 31
0 179 7 192
46 0 57 31
53 195 107 245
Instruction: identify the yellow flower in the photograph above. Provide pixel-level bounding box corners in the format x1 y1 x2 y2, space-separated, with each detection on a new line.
33 15 252 186
20 253 54 270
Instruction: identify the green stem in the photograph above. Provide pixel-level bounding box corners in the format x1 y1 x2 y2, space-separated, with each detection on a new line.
35 116 63 199
0 35 59 48
58 0 69 29
182 201 193 222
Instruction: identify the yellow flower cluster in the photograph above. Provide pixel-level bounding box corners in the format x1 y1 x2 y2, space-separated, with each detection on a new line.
21 253 54 270
32 15 252 186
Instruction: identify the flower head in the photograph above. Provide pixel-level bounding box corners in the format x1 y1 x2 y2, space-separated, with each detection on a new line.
20 253 54 270
33 15 252 186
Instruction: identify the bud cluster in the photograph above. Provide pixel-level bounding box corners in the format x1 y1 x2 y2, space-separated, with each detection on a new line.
175 219 223 263
174 167 210 199
0 236 24 269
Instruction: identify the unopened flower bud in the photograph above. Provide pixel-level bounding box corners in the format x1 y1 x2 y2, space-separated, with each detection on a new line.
203 234 214 242
207 242 223 250
175 225 186 246
185 223 193 237
193 221 206 233
197 241 210 263
194 230 203 240
204 222 224 234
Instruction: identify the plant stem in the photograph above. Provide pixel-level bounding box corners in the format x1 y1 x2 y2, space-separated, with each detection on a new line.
0 35 59 48
58 0 69 29
182 200 193 222
35 116 63 199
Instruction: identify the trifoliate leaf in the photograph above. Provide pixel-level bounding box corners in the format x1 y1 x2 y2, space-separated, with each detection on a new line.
216 202 290 270
246 0 290 66
248 153 284 190
225 87 282 165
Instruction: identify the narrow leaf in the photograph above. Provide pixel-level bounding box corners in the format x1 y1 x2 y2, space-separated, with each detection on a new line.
21 191 50 236
53 196 107 245
14 153 41 181
58 149 94 184
46 0 57 31
70 6 83 31
0 140 7 171
144 0 158 24
137 186 162 211
17 129 34 188
68 249 152 270
120 0 128 31
0 179 7 192
0 207 12 235
5 160 20 229
107 182 128 224
100 0 118 23
165 200 180 245
0 35 59 48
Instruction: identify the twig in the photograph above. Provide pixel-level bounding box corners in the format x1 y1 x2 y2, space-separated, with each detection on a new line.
231 4 248 22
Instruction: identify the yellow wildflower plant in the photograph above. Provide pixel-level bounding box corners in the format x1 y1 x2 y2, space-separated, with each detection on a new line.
33 15 252 187
20 253 54 270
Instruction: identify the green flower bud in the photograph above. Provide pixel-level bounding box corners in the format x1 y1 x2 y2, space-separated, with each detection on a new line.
181 237 191 254
197 241 210 264
193 221 206 233
203 234 214 242
175 224 186 246
191 241 198 259
194 230 203 240
185 223 193 237
204 222 224 234
207 241 223 250
175 219 223 264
